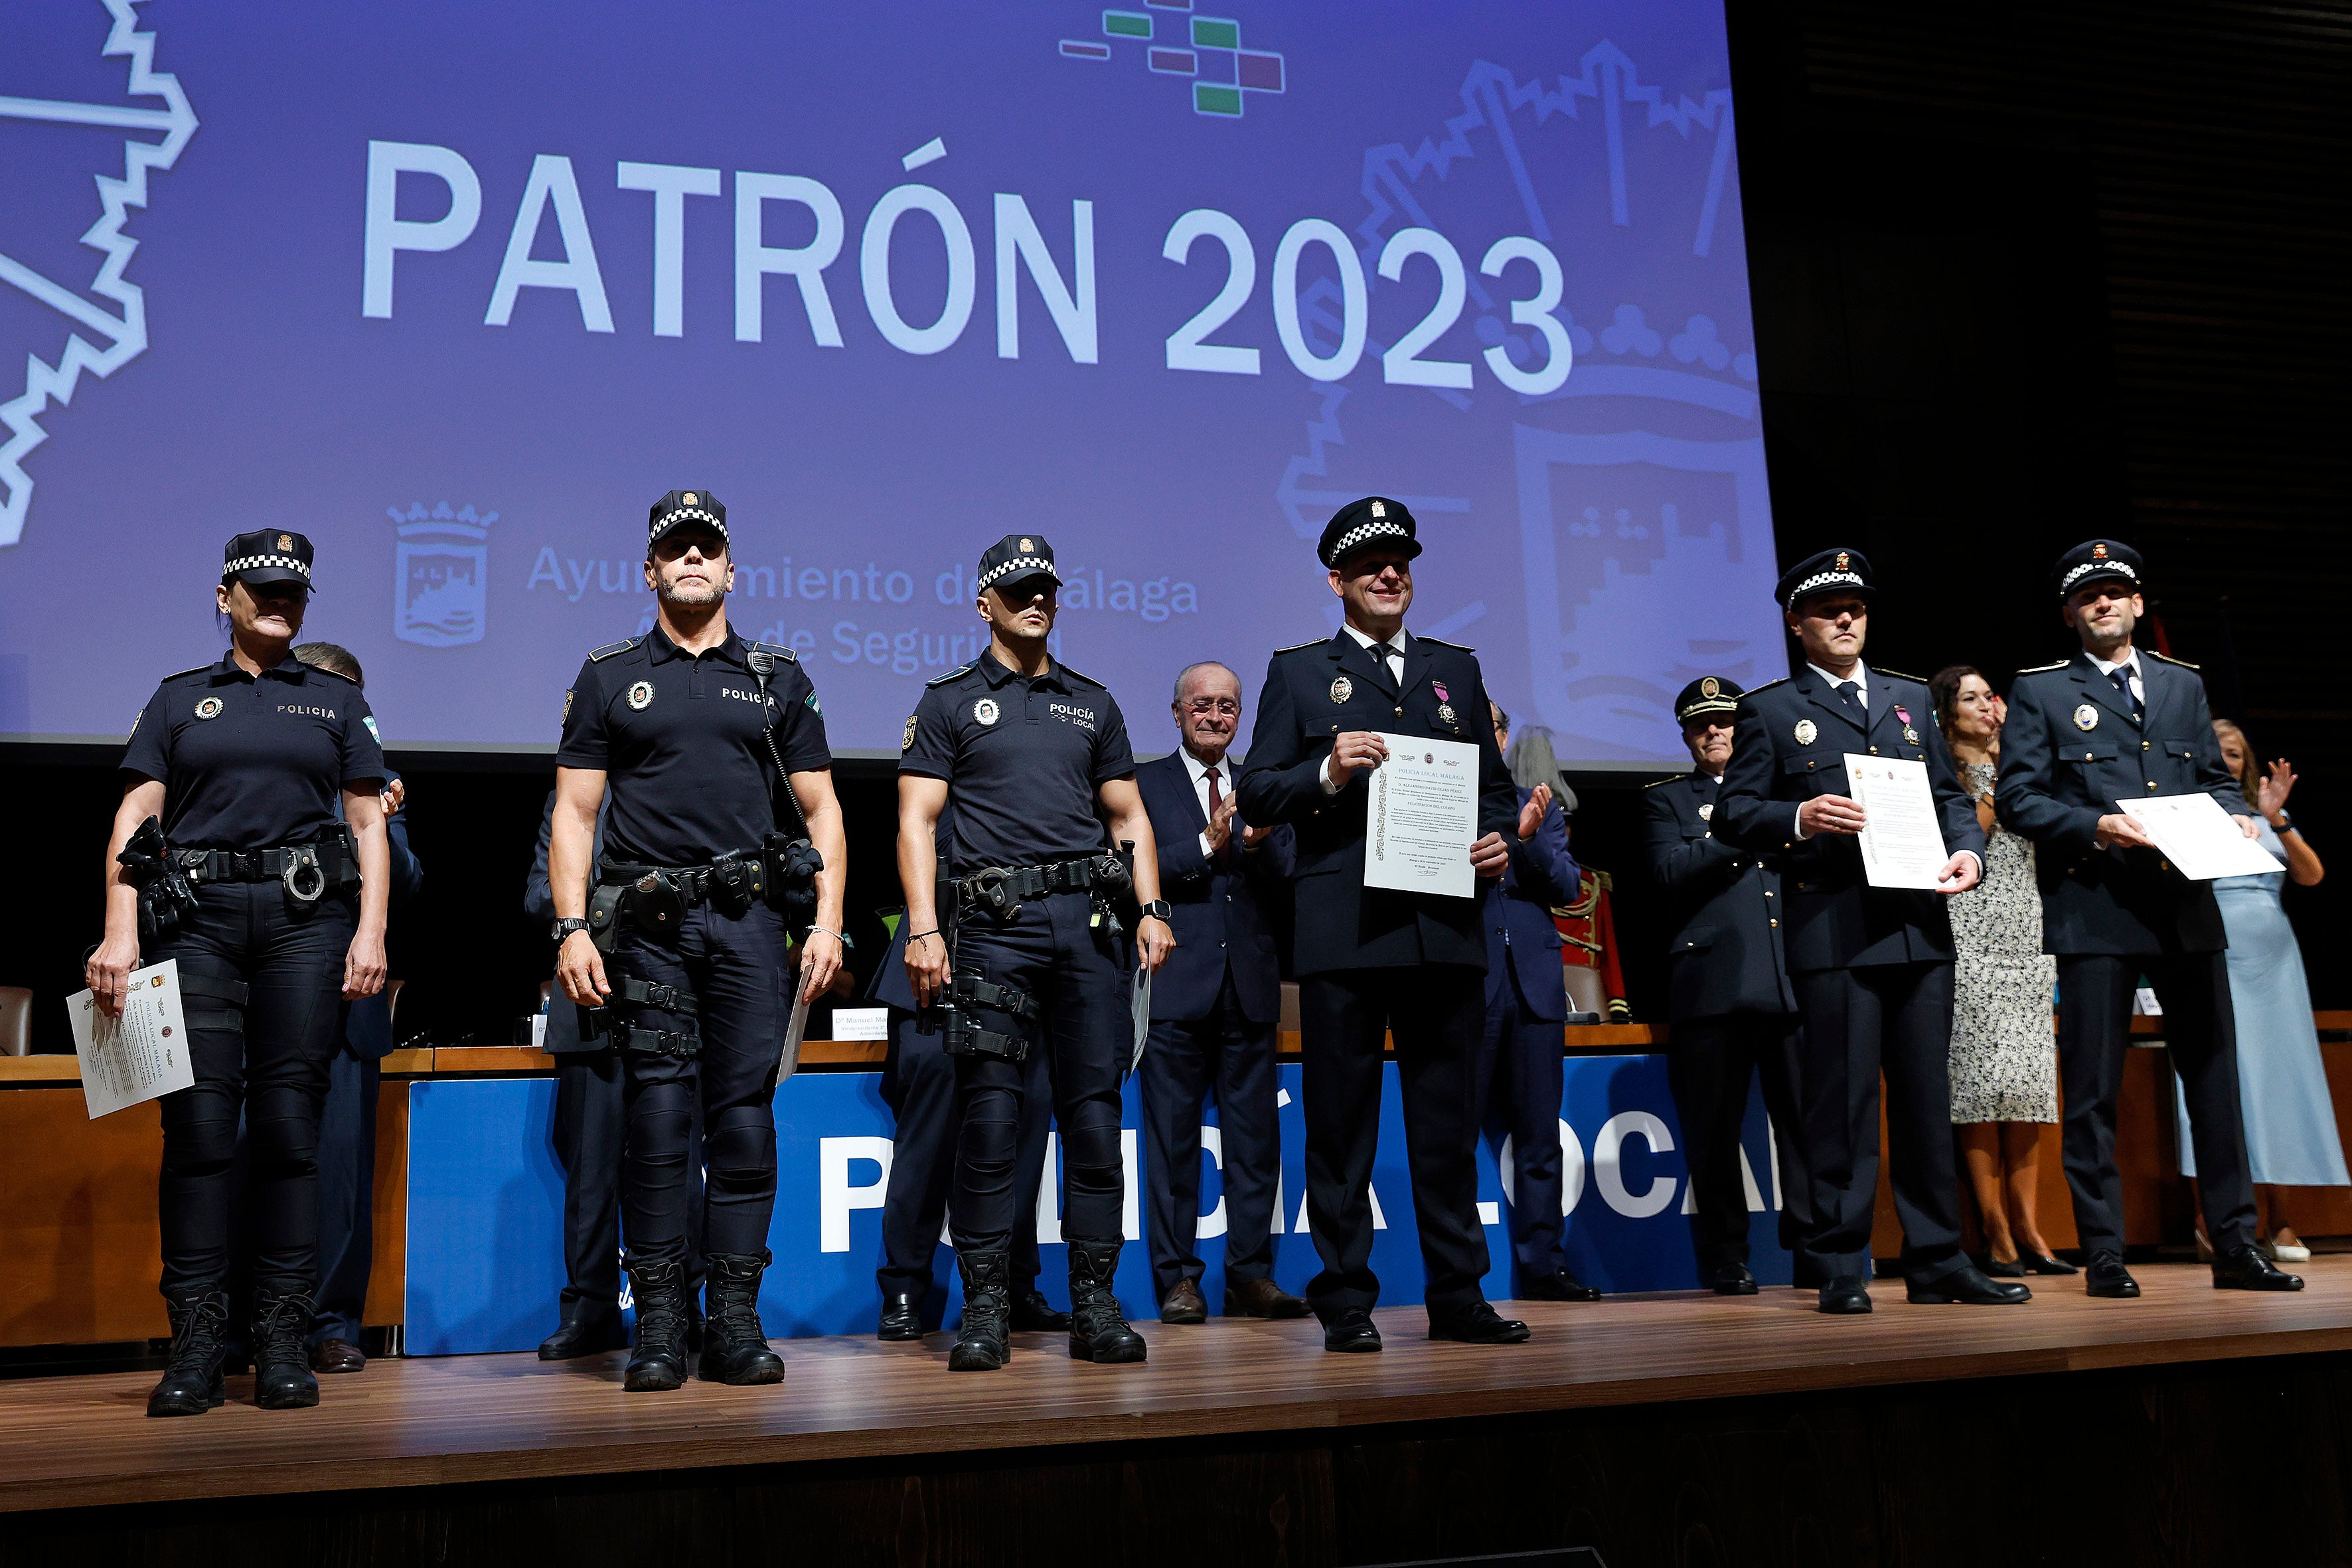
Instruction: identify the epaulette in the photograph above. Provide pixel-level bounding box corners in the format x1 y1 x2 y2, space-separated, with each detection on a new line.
304 665 360 685
925 663 977 688
749 641 798 663
1415 636 1475 653
1058 663 1108 689
2013 660 2067 675
1273 637 1326 654
1874 667 1927 684
160 664 215 683
2147 650 2201 670
1642 773 1687 789
1743 676 1791 694
587 637 639 663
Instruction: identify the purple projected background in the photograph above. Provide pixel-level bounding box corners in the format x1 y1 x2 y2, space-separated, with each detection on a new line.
1 1 1776 760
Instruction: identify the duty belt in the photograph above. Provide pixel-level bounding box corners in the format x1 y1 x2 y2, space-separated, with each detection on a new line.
170 840 351 903
953 854 1129 921
597 856 758 906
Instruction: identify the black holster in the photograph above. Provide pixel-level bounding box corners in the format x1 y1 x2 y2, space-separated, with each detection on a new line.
940 960 1037 1062
762 832 822 925
579 975 703 1059
119 816 199 941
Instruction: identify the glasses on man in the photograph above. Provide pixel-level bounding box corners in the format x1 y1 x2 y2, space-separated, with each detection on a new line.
1183 698 1241 717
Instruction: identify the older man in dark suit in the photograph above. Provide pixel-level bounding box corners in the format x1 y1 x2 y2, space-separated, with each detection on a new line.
1137 661 1307 1324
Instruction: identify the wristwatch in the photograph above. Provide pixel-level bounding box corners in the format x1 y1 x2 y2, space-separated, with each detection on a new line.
1138 899 1174 922
551 917 592 944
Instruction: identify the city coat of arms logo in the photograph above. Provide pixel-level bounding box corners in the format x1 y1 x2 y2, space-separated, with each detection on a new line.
391 503 494 648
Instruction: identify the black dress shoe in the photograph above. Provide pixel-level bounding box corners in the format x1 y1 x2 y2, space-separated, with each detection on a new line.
1429 1300 1532 1344
1520 1269 1602 1302
1977 1254 2026 1279
2019 1249 2078 1276
878 1290 925 1341
538 1315 625 1360
1907 1265 2030 1305
1818 1277 1873 1314
2084 1251 2141 1298
2214 1244 2306 1292
1705 1263 1759 1296
1322 1308 1383 1353
1010 1288 1071 1333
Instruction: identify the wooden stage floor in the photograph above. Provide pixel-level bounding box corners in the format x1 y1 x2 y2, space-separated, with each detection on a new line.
7 1257 2352 1518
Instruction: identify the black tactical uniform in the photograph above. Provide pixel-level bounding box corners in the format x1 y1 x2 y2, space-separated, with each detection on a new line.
554 489 833 1389
898 532 1149 1370
121 530 385 1415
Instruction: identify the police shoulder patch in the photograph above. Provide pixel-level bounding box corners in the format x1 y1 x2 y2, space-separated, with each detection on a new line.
751 641 798 663
588 638 639 663
925 663 977 688
2147 650 2201 670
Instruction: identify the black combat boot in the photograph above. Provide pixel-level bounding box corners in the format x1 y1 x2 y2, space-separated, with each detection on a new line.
251 1290 320 1410
146 1288 231 1417
1065 1239 1146 1364
699 1251 785 1385
948 1250 1014 1372
623 1257 690 1392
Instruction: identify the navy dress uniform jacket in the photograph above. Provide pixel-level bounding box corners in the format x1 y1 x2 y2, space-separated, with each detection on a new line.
1237 632 1516 975
1714 668 1986 971
1995 649 2248 955
1642 772 1796 1022
1483 788 1577 1020
1137 751 1296 1024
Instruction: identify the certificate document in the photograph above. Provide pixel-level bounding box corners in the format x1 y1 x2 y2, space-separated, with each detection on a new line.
69 958 196 1120
2120 793 2282 880
1364 733 1480 899
1843 754 1950 891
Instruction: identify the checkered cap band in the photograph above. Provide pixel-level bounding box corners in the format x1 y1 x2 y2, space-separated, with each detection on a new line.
651 505 726 537
1784 568 1865 607
222 554 311 580
978 554 1056 591
2060 558 2138 593
1325 517 1412 564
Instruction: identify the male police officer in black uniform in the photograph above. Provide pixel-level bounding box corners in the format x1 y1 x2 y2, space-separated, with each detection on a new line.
1998 540 2300 1296
551 489 851 1391
1644 677 1812 1294
898 533 1173 1372
1715 549 2024 1314
1237 497 1528 1354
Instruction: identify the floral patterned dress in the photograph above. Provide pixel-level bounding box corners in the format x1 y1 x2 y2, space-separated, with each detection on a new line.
1947 761 2057 1123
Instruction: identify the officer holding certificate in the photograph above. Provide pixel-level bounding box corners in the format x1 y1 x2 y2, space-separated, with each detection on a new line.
1997 539 2298 1295
1714 548 2017 1314
1237 497 1526 1354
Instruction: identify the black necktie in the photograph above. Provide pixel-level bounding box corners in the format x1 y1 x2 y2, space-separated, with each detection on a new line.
1836 679 1865 714
1375 640 1402 685
2109 666 2144 722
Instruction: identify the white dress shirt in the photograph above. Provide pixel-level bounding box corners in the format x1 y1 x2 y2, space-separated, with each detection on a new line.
2086 646 2145 706
1319 625 1408 794
1808 661 1869 709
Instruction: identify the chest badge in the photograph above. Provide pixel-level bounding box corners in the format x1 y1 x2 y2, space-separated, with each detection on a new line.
1438 703 1456 725
1793 718 1817 745
974 697 1000 726
1697 801 1714 821
627 680 655 711
2074 703 2099 732
1329 676 1353 705
193 696 224 720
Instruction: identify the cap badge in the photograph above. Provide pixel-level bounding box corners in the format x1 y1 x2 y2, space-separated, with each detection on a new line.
1020 538 1033 552
1370 501 1385 518
682 493 698 506
2092 542 2108 559
2074 703 2100 732
1834 550 1849 570
194 696 224 720
1329 676 1353 705
627 680 655 711
276 534 293 553
1697 802 1714 821
1438 703 1456 725
1794 719 1818 745
974 697 1000 726
1700 676 1720 698
901 714 918 751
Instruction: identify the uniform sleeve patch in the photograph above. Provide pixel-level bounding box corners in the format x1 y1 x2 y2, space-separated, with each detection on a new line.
563 688 574 722
805 691 822 715
362 715 382 744
901 714 918 751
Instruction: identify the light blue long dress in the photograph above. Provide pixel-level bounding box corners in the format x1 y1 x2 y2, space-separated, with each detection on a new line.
2177 819 2350 1185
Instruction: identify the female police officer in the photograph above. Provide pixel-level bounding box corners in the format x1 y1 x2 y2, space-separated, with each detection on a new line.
88 530 390 1417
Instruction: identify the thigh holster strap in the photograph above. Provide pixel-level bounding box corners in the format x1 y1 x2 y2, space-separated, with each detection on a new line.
605 1024 702 1059
177 972 250 1033
949 971 1037 1025
614 977 699 1014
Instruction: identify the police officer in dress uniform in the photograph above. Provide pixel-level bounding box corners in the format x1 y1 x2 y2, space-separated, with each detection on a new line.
1476 704 1598 1302
870 903 1069 1342
93 530 392 1416
1136 661 1308 1324
1236 497 1531 1354
550 490 852 1392
1644 677 1814 1294
1714 549 2027 1314
1996 540 2300 1296
525 790 708 1360
898 532 1174 1372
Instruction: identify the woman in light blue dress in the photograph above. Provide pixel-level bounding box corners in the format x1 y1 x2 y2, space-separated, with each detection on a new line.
2179 721 2345 1261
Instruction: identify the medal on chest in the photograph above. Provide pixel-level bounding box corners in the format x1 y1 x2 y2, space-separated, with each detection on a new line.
1895 704 1919 744
1329 676 1352 705
1793 718 1816 745
2074 703 2099 732
1433 680 1449 703
1438 703 1456 724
